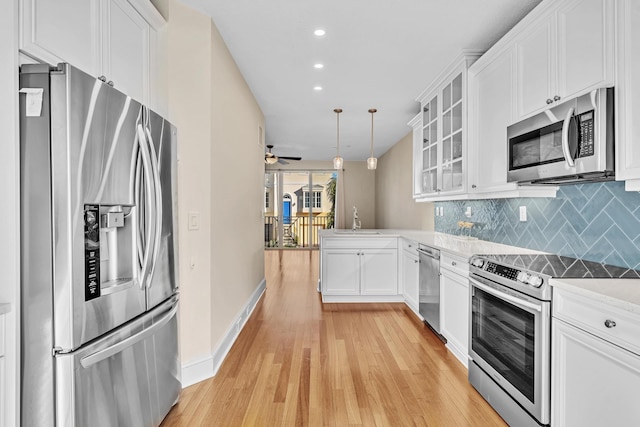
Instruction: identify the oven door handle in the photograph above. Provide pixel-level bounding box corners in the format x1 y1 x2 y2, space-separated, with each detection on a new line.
470 277 542 312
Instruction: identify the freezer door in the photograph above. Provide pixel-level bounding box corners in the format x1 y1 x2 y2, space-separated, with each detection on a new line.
48 63 147 350
144 108 179 309
55 297 180 427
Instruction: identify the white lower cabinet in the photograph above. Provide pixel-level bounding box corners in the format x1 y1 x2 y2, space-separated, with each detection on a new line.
320 237 399 302
401 240 420 314
615 0 640 190
552 288 640 426
361 249 399 296
439 253 469 367
321 249 361 295
0 313 5 423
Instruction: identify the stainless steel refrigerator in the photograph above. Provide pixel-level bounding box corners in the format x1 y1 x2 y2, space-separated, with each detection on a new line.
19 63 180 427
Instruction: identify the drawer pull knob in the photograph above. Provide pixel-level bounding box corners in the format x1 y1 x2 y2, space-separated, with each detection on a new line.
451 261 457 266
604 319 617 328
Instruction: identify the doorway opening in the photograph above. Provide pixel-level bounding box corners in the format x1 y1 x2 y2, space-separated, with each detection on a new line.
264 170 337 248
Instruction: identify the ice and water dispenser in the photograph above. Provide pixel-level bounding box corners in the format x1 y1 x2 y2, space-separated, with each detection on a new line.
84 204 137 301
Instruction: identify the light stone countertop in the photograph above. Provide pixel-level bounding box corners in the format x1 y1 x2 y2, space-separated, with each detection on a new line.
320 229 640 315
550 278 640 315
0 303 11 315
319 229 544 259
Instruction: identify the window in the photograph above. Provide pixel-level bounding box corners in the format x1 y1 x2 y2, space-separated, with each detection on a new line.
303 191 321 208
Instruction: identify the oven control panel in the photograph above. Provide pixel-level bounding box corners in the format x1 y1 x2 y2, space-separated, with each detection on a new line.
484 262 519 280
471 258 544 288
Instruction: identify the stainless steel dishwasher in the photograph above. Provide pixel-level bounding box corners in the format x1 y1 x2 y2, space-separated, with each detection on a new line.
417 244 442 335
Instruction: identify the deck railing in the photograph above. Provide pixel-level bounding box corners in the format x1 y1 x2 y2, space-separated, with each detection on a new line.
264 215 331 248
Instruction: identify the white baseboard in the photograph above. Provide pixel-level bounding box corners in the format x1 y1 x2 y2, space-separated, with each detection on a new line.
321 294 405 303
180 278 266 388
446 339 469 369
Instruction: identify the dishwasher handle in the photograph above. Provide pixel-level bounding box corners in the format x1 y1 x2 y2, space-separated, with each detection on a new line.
417 246 440 260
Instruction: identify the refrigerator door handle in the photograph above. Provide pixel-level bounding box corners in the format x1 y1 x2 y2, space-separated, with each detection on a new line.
136 124 154 289
144 124 163 289
80 302 178 368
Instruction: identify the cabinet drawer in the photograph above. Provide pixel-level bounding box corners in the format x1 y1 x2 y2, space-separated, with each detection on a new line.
440 252 469 276
553 288 640 356
402 238 418 253
322 237 398 249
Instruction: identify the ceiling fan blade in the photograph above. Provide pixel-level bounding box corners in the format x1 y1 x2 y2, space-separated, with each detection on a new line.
277 156 302 161
277 158 290 165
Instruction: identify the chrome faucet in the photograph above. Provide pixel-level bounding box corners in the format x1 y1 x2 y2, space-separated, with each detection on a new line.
352 206 361 231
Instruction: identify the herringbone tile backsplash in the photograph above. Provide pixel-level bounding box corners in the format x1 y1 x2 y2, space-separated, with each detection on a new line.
434 181 640 270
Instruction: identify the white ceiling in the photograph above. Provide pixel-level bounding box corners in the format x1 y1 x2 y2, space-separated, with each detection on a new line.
180 0 542 161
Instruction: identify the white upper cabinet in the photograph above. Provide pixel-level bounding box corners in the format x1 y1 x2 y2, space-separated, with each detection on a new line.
102 0 149 104
556 0 614 100
20 0 100 75
20 0 166 107
468 48 517 194
514 0 614 120
615 0 640 191
515 16 555 118
411 52 481 201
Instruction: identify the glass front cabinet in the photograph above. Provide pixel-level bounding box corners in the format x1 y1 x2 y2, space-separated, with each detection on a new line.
410 52 481 200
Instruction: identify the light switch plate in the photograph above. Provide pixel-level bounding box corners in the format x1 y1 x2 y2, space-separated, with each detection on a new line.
188 211 200 230
519 206 527 222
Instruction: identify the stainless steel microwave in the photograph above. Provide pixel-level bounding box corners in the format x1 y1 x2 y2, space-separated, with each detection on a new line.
507 87 614 185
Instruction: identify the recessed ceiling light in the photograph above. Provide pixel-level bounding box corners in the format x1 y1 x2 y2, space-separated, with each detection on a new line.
314 29 326 37
314 63 324 69
313 86 323 91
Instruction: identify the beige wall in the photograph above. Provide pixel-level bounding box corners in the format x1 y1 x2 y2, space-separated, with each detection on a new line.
208 21 266 350
375 132 434 230
167 0 265 365
267 160 377 229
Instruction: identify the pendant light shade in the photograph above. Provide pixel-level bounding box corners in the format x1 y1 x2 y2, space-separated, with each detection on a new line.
333 108 343 170
367 108 377 170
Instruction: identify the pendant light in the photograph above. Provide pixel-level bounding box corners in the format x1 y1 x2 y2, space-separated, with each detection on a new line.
333 108 344 170
367 108 378 170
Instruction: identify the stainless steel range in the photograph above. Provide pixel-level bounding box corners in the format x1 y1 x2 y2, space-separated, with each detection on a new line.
468 254 640 427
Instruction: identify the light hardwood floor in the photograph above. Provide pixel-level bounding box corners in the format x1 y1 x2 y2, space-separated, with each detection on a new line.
161 250 507 426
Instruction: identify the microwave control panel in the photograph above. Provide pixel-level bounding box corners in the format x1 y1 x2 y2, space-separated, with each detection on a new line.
577 110 594 158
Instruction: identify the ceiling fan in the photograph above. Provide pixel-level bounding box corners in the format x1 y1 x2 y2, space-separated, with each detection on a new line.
264 144 302 165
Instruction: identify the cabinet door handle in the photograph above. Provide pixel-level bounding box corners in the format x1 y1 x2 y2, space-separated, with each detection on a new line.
553 95 561 101
546 98 553 104
604 319 617 328
471 184 477 189
414 260 419 264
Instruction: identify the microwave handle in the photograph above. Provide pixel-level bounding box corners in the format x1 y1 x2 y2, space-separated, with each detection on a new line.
561 107 576 167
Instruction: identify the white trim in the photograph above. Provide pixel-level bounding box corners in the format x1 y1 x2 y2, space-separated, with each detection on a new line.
180 278 267 388
321 294 404 303
180 354 214 388
126 0 166 30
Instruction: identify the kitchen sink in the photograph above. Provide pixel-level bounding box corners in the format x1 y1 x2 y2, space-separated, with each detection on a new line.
333 230 381 235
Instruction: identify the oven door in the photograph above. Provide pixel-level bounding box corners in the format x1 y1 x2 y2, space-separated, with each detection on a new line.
469 274 551 424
